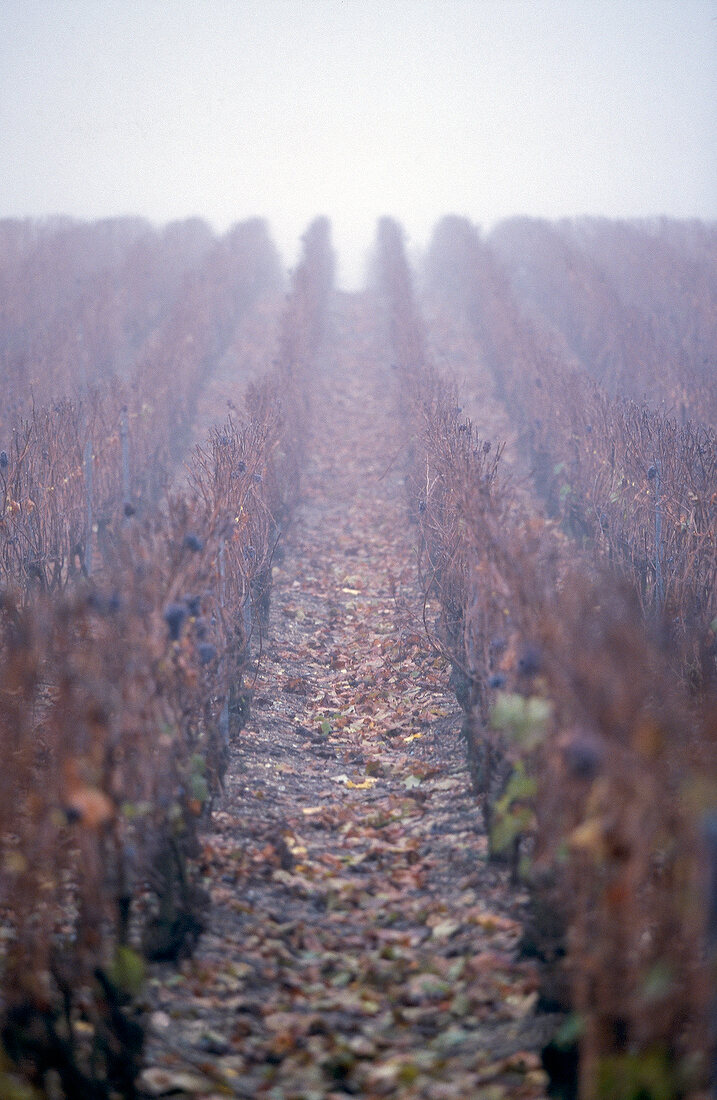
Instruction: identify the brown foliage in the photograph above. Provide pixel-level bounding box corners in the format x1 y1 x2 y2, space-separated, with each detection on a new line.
0 215 334 1095
378 215 717 1096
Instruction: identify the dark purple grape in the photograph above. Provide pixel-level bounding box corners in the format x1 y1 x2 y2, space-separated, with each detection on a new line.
518 644 542 677
564 732 604 780
198 642 217 665
164 602 187 641
185 594 202 617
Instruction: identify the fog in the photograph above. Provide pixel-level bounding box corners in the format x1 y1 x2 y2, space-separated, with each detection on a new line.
1 0 715 288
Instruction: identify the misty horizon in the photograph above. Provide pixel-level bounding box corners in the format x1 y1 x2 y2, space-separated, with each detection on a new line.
2 0 716 288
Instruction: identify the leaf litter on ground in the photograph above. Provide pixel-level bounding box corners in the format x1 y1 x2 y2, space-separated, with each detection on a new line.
141 296 554 1098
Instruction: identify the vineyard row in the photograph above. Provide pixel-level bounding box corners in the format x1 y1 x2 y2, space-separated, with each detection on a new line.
375 215 717 1098
0 217 334 1096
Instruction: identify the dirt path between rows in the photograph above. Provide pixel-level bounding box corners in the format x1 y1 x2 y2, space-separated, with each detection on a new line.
141 294 553 1099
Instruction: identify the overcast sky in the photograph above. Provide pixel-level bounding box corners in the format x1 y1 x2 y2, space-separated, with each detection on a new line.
1 0 715 286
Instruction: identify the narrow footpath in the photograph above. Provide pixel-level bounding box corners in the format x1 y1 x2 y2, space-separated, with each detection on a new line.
141 295 552 1099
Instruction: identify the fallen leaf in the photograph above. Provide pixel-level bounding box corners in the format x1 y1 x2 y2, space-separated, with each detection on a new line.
65 786 114 828
138 1068 210 1096
431 919 461 940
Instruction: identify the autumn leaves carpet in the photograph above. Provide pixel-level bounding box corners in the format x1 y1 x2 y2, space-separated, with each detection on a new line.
140 295 552 1099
